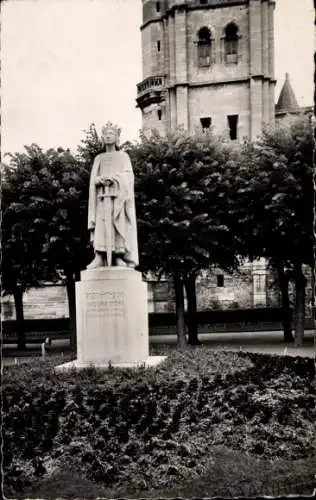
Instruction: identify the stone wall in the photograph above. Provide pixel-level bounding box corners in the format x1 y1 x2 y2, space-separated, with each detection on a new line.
187 82 251 138
2 266 312 320
186 4 250 83
140 0 275 139
2 285 69 321
142 103 167 136
148 263 273 313
196 268 254 310
0 270 255 320
266 268 281 308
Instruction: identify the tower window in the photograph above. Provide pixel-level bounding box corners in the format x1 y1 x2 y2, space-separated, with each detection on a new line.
227 115 238 140
157 109 162 120
217 275 224 287
200 117 211 130
157 40 161 52
156 1 160 12
197 27 212 67
224 23 239 63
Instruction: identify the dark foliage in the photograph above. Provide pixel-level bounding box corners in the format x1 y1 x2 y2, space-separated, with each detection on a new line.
3 349 315 497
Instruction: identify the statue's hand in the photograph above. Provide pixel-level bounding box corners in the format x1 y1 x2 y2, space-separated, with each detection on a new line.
95 176 103 186
101 176 114 187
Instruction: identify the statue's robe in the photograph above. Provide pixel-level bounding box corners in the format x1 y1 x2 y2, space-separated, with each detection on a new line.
88 151 139 266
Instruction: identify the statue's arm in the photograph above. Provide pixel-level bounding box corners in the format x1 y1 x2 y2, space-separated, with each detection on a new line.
95 175 105 186
88 155 101 229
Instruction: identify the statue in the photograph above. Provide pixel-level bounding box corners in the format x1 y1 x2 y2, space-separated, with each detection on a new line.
87 122 139 269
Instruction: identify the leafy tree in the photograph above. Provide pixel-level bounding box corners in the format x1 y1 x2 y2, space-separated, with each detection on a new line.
76 123 107 165
39 147 91 349
238 116 314 345
2 145 92 350
127 130 242 346
2 147 57 348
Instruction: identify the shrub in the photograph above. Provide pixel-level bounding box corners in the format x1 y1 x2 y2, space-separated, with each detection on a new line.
3 349 315 497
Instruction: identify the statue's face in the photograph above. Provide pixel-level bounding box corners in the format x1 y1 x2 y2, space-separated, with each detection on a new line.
102 128 116 145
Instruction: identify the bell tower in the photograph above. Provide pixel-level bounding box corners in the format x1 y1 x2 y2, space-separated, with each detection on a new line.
136 0 276 141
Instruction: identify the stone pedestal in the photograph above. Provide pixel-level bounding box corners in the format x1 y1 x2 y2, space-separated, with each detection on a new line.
55 267 166 372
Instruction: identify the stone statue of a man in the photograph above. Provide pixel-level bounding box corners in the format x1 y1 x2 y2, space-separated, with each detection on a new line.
87 122 139 269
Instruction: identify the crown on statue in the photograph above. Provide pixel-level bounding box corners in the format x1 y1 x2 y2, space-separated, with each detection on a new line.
101 121 121 138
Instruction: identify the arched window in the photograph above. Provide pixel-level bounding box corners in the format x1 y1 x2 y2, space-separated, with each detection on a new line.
224 23 239 63
197 27 212 67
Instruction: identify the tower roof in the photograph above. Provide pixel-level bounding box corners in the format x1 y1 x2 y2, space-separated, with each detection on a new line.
276 73 299 112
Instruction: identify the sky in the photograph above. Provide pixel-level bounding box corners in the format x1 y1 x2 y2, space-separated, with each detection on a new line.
2 0 314 156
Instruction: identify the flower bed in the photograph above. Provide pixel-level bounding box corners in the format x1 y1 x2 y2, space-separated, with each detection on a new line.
3 347 316 498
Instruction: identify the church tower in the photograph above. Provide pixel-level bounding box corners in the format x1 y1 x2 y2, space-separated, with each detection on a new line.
136 0 276 141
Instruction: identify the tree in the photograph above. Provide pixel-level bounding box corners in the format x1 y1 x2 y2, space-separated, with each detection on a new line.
40 147 91 350
238 116 314 345
76 123 108 165
2 147 57 348
2 145 92 351
127 129 241 346
271 260 294 342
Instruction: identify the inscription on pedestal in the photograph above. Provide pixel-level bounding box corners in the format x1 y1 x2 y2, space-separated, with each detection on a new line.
86 291 125 317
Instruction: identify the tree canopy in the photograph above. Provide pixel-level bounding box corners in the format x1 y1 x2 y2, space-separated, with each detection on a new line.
2 144 92 348
238 117 314 268
236 116 314 344
128 129 243 280
2 117 313 348
126 129 245 345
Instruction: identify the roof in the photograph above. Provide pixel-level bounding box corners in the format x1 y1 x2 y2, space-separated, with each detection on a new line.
276 73 299 113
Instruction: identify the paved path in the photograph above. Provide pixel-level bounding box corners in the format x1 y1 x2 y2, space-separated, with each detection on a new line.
153 330 315 358
3 330 315 365
152 330 315 357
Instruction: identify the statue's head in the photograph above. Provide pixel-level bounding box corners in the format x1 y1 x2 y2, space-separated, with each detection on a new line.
101 122 121 148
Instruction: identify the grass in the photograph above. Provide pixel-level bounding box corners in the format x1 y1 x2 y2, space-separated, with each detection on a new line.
3 345 316 498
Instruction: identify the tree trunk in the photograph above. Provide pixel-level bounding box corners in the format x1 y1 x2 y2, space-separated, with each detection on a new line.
66 273 77 352
173 273 187 348
276 264 294 342
294 264 306 347
13 286 26 350
184 274 200 345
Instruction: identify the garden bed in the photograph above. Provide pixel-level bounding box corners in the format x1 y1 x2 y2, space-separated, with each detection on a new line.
3 346 316 498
